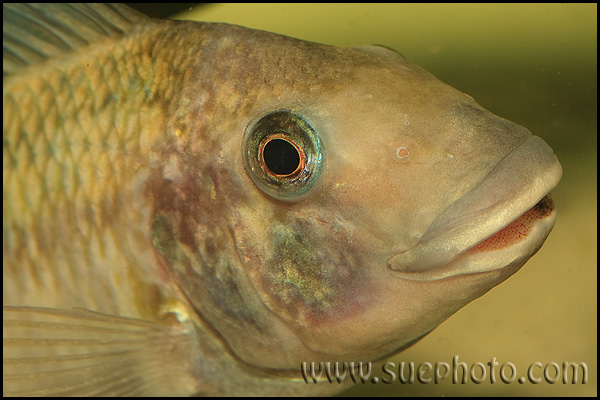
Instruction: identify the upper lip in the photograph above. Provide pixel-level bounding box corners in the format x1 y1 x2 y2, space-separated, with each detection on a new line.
388 135 562 273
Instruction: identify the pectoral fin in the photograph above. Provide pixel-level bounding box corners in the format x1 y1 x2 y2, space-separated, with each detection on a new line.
3 306 199 396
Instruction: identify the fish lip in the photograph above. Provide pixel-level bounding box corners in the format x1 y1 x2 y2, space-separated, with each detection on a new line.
387 135 562 279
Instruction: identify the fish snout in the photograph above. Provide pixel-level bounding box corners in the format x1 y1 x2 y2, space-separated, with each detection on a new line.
387 135 562 280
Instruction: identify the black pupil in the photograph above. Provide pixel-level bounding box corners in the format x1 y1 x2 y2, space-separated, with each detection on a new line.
263 138 300 175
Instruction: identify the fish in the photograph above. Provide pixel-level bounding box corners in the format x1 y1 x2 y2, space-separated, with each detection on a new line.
3 3 562 396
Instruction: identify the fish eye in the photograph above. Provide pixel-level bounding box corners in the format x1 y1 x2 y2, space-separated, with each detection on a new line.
261 136 303 176
243 110 324 201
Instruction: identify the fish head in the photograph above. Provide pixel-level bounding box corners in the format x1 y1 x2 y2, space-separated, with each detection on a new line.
153 29 561 371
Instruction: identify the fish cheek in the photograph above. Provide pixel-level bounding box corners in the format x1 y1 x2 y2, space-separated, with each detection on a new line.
253 215 365 326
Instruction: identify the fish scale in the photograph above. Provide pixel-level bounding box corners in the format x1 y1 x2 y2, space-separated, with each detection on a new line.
4 27 162 318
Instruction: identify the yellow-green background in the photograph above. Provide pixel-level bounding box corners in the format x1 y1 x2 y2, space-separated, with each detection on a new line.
171 4 596 396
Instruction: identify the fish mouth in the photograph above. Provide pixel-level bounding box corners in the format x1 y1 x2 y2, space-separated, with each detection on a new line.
388 135 562 281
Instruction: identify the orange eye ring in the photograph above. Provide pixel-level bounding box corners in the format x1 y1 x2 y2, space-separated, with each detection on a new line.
258 134 306 178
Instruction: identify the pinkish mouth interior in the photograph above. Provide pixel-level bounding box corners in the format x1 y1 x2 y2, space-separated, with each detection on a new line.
471 195 555 252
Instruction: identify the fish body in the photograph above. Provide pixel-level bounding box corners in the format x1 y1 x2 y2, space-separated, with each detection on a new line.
3 4 562 396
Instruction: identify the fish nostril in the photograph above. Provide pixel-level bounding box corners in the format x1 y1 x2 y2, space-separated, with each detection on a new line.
395 146 410 160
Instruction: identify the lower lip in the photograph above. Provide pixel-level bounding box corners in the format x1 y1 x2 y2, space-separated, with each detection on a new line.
472 195 555 252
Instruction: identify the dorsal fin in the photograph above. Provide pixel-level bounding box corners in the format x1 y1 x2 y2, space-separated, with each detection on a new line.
3 3 147 76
